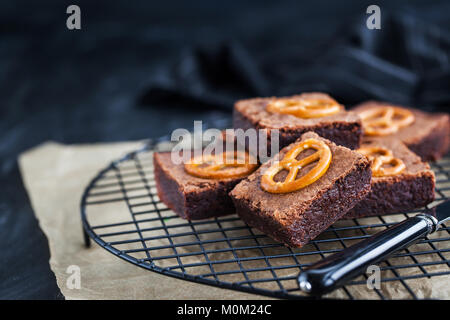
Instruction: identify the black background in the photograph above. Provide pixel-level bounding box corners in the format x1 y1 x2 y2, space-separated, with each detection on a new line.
1 0 449 299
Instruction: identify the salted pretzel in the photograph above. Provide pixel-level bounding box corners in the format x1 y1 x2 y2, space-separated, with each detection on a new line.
261 138 332 193
184 151 257 179
359 106 415 136
266 97 342 119
358 146 405 177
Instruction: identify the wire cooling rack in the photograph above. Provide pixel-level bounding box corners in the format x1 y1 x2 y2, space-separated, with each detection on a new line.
80 140 450 300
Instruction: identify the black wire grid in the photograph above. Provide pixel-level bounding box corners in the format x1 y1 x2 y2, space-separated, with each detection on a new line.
80 141 450 300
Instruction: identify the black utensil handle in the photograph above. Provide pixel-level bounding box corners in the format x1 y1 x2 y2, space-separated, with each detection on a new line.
298 214 436 296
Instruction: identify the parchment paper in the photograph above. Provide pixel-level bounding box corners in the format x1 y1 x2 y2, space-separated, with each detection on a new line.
18 141 269 300
18 141 450 300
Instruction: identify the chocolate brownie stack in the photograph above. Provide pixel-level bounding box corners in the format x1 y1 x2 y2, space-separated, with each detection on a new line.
344 138 435 219
353 101 450 161
154 149 258 220
233 92 363 153
230 132 371 247
153 92 448 248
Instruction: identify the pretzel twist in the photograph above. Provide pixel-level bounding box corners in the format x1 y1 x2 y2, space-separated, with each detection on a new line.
359 106 415 136
266 97 342 119
261 138 332 193
184 151 257 179
358 146 406 177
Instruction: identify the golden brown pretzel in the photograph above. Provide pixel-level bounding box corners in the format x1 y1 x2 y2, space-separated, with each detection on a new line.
261 138 332 193
266 97 342 119
359 106 415 136
184 151 257 179
358 146 406 177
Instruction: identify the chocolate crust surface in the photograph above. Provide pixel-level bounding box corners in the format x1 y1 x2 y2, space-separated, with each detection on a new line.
344 138 435 219
229 132 372 247
233 92 363 153
353 101 450 161
153 152 246 220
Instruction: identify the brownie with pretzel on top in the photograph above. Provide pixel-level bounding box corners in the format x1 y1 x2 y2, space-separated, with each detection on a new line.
343 137 435 219
229 132 371 248
233 92 363 156
154 143 259 220
353 101 450 161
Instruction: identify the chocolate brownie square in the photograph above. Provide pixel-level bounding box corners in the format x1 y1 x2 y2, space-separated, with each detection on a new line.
233 92 363 155
229 132 372 248
353 101 450 161
154 151 256 220
344 138 435 219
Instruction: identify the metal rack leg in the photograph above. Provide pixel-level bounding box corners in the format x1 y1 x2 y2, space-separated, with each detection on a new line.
83 227 91 248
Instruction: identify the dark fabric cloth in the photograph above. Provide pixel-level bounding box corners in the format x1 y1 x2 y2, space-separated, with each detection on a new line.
142 13 450 112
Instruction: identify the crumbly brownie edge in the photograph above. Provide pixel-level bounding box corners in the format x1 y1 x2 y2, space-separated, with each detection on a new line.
153 153 188 219
183 179 241 220
406 116 450 161
232 108 362 153
279 121 362 150
286 157 372 247
343 172 436 219
232 157 372 247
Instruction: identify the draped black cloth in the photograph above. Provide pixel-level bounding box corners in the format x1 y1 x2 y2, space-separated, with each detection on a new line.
142 12 450 112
